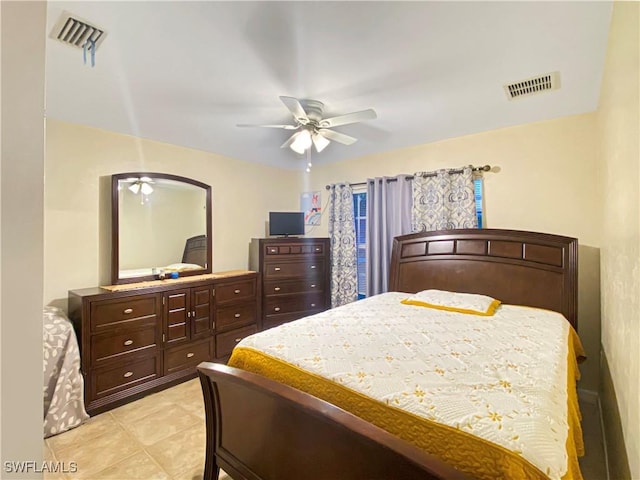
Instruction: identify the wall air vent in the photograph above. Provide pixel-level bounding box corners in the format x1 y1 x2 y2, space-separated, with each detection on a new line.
49 11 107 50
504 72 560 100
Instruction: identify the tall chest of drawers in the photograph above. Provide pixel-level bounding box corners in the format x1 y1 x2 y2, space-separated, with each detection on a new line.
250 238 330 330
68 270 259 415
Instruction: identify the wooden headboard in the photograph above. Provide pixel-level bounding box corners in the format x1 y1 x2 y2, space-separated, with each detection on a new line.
389 229 578 329
182 234 207 266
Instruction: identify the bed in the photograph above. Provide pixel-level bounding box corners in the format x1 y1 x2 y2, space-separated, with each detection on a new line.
43 306 89 437
198 228 584 480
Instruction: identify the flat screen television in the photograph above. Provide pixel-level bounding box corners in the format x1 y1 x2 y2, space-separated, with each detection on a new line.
269 212 305 237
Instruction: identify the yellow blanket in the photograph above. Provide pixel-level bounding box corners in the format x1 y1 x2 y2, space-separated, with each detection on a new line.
229 294 585 480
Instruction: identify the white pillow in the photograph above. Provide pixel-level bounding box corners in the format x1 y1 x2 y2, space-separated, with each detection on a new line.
401 289 501 316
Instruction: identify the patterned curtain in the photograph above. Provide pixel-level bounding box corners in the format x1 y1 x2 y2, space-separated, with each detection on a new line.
411 165 478 231
328 184 358 307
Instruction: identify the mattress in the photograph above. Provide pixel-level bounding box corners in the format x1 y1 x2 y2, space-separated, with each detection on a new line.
228 292 585 480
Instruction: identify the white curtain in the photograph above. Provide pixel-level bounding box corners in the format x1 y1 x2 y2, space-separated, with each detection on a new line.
411 165 478 231
366 175 413 296
328 184 358 307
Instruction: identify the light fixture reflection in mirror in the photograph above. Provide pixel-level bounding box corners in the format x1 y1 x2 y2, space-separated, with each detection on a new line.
127 178 154 204
112 173 212 284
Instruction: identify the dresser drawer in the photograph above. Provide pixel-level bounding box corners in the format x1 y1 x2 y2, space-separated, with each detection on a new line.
164 338 213 375
215 278 256 303
90 295 160 332
265 243 325 256
91 325 159 365
216 325 257 359
263 260 324 278
92 355 161 399
264 279 323 296
216 301 257 332
264 292 326 316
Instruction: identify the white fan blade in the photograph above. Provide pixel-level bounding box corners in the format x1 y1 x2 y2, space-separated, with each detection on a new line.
237 124 298 130
319 109 377 128
280 96 309 124
312 133 330 153
280 131 301 149
318 129 357 146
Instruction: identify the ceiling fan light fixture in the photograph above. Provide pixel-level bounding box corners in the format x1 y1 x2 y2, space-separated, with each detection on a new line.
312 133 330 153
128 182 141 194
140 182 154 195
290 129 312 154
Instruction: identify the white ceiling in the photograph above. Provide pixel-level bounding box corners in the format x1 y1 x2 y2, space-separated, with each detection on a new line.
45 1 612 170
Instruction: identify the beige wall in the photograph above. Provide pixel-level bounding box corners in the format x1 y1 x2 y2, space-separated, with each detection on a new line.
45 120 299 307
596 1 640 477
1 0 46 475
309 113 602 391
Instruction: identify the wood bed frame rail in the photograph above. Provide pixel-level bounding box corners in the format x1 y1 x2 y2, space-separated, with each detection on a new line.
198 362 470 480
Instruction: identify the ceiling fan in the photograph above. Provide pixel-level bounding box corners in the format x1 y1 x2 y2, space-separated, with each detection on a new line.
237 96 377 154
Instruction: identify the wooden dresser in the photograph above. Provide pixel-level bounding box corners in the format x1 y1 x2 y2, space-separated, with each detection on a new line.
250 238 330 330
68 270 259 415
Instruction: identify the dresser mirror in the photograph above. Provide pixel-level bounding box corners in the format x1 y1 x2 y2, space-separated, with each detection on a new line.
111 172 212 284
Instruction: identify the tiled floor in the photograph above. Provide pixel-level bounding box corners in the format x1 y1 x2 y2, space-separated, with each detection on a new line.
44 379 227 480
45 380 607 480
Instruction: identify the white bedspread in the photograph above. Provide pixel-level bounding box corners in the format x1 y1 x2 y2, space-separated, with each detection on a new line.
237 292 574 479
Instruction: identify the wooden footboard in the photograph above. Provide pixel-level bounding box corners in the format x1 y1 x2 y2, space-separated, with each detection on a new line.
197 362 470 480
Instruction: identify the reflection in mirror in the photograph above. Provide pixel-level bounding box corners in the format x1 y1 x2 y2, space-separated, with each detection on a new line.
112 173 212 284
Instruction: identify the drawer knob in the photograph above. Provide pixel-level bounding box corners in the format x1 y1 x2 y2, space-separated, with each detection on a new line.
234 313 241 318
234 289 241 294
123 371 134 378
274 287 281 292
310 284 316 288
274 307 281 312
123 308 133 314
186 352 195 358
123 339 134 346
274 267 281 271
311 303 316 307
310 265 316 269
235 338 242 343
315 248 320 251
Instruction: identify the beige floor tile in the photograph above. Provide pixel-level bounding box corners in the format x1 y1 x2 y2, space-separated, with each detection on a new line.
47 413 120 456
159 379 202 403
111 392 176 425
44 442 57 461
123 405 202 446
79 451 170 480
43 442 69 480
55 428 142 479
179 394 206 419
146 422 206 477
171 465 204 480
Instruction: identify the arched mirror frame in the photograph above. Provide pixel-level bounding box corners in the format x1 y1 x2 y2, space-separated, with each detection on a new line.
111 172 212 284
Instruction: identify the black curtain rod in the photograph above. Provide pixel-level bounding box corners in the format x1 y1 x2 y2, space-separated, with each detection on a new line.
325 165 491 190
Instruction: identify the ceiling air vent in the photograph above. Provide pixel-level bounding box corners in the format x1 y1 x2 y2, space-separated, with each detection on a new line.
504 72 560 100
49 11 107 50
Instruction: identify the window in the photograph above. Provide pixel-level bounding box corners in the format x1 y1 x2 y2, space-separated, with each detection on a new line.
353 192 367 299
351 178 484 300
474 177 484 228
